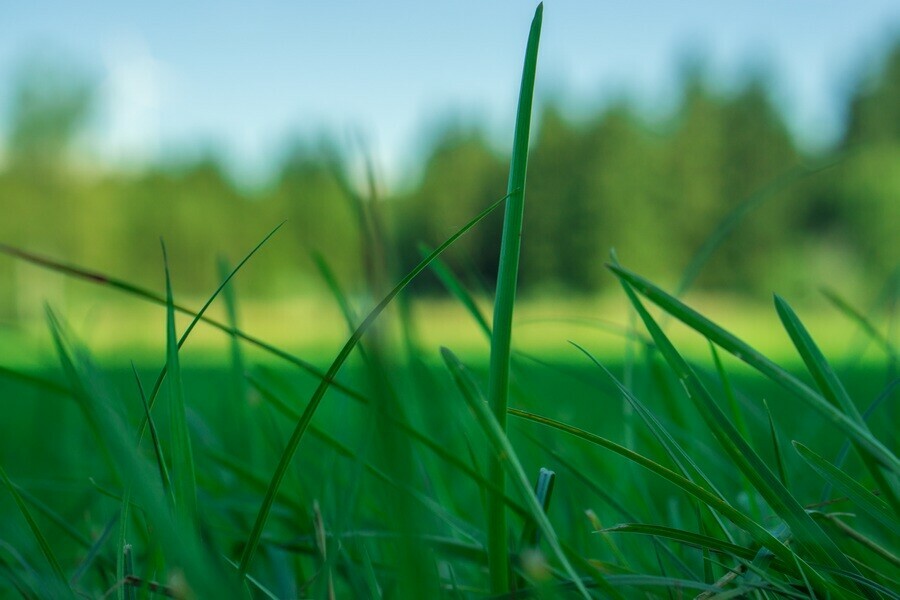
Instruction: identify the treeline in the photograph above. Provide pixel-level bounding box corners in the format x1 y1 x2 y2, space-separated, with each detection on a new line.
1 44 898 317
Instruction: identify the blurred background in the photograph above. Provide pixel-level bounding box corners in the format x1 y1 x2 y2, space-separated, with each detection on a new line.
0 1 897 356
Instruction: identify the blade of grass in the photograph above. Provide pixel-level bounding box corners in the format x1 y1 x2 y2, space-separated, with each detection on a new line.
131 363 171 502
161 241 197 532
775 294 900 515
419 243 491 339
441 347 594 599
764 400 788 489
486 6 542 592
795 441 899 536
607 263 900 474
615 272 870 596
0 466 72 597
237 190 509 576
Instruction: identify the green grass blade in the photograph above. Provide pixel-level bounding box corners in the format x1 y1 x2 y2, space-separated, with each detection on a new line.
775 294 900 514
0 466 72 597
131 363 172 501
795 441 899 535
237 190 509 576
608 263 900 474
615 273 869 595
603 523 762 563
486 5 542 592
161 241 198 532
441 347 594 599
419 243 491 339
763 399 789 489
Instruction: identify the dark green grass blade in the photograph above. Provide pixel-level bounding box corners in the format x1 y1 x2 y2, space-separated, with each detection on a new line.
0 365 71 396
603 523 763 564
486 6 542 592
775 294 900 514
608 263 900 474
764 400 789 489
795 441 899 536
69 513 116 585
420 243 491 339
441 347 594 599
237 191 509 576
615 273 869 595
131 363 172 501
0 466 71 597
161 242 197 532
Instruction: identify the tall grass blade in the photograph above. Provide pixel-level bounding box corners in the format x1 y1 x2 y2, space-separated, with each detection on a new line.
821 287 898 365
486 5 542 592
608 263 900 474
161 241 198 532
237 191 509 575
441 347 594 599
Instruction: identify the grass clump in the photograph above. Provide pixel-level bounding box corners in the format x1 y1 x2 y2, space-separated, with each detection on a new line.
0 4 898 599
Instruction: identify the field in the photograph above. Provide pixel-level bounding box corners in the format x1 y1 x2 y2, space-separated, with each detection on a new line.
1 5 899 599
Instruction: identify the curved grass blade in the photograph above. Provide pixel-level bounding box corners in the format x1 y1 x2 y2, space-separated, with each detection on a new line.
486 5 542 591
603 523 761 563
419 243 491 339
441 347 594 599
237 191 509 576
795 441 899 536
608 263 900 474
615 274 870 596
0 466 72 597
161 241 197 532
775 294 900 514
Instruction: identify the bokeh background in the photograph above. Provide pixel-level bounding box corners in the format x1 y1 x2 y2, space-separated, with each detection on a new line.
0 2 897 353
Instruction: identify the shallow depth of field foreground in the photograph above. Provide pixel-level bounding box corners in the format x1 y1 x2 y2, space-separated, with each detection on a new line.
1 4 899 599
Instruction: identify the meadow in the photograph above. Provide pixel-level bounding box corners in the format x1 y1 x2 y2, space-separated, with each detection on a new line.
1 5 899 599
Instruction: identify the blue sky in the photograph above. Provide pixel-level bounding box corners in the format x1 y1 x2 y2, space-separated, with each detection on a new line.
2 1 899 187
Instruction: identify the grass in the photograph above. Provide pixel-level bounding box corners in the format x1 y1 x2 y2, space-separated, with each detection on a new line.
1 4 899 598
